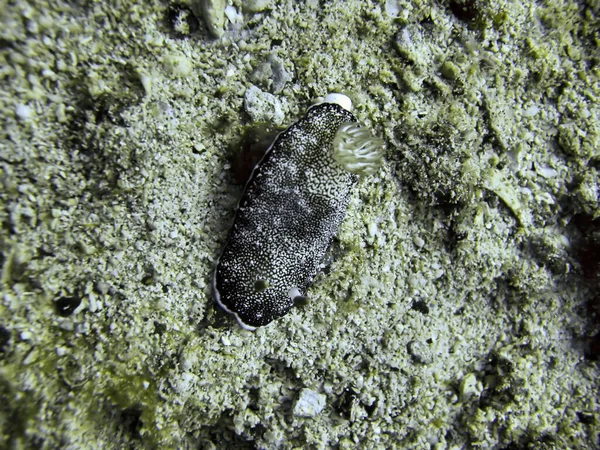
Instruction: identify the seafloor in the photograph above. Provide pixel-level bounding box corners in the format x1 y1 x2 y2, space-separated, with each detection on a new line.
1 0 599 448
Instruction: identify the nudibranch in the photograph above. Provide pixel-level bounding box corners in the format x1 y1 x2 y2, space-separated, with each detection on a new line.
214 93 384 330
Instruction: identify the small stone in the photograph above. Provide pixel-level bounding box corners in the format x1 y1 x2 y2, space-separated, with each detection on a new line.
55 103 67 122
407 340 433 364
75 322 90 334
58 321 74 331
535 165 558 179
191 0 226 38
20 330 32 341
88 292 98 313
413 236 425 248
250 55 292 94
459 372 482 401
263 428 283 444
139 72 152 95
163 55 192 78
523 105 540 117
293 388 326 417
242 0 272 12
15 103 33 121
243 85 284 125
95 280 110 295
224 5 239 24
171 371 198 396
385 0 401 17
394 26 420 62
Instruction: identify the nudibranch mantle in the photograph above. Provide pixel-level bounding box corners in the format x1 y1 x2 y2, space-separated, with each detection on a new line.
214 94 383 330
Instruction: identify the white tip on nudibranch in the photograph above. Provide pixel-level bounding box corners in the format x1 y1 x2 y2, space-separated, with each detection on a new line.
332 122 385 176
323 93 353 112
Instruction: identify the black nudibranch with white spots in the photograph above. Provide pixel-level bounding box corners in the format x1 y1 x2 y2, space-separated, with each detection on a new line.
214 93 384 330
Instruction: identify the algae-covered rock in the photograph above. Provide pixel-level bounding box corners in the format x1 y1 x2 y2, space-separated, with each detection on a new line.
243 85 284 125
242 0 273 13
293 389 326 417
191 0 227 37
1 0 599 448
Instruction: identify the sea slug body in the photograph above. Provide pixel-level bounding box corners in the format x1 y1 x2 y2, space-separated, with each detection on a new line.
214 93 383 330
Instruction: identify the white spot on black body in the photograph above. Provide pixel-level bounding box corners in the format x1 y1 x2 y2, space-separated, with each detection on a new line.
214 101 371 329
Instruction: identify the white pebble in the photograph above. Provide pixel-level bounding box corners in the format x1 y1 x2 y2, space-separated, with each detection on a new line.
20 331 32 341
413 236 425 248
535 165 558 179
385 0 401 17
224 5 237 22
368 222 378 238
293 389 326 417
459 373 482 400
523 106 539 117
15 103 33 121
